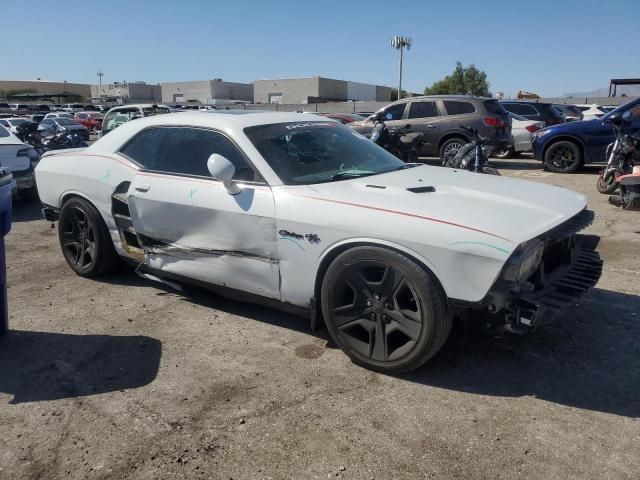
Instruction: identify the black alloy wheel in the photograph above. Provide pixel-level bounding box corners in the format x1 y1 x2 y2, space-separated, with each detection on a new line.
321 247 450 373
58 197 117 277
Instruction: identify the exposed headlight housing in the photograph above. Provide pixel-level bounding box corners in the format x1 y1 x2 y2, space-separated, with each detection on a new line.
502 239 544 283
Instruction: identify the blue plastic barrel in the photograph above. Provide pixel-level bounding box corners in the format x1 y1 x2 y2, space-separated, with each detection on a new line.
0 168 16 335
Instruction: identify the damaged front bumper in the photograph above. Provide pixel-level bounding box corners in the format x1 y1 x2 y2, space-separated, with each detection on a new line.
480 209 603 333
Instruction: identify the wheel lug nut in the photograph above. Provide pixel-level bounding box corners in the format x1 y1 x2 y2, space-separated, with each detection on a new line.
371 313 376 320
366 300 372 307
374 294 380 300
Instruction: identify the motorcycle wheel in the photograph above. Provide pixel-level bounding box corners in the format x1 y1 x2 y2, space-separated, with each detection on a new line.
482 166 501 176
492 147 514 159
597 172 618 194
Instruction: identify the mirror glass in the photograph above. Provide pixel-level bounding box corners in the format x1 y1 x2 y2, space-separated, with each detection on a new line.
385 113 393 121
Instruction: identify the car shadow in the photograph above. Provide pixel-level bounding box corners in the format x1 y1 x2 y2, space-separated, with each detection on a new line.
92 272 638 418
403 287 640 418
0 330 161 404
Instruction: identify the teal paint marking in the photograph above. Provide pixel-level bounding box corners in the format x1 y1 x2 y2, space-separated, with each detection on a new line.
449 241 511 255
100 170 111 182
187 188 197 200
279 236 306 252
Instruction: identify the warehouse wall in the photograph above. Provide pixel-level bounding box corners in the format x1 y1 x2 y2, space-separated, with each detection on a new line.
0 80 90 99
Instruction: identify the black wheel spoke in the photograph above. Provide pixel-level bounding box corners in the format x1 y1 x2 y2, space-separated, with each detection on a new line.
381 267 404 299
343 268 373 298
371 318 387 361
387 309 421 340
332 302 368 328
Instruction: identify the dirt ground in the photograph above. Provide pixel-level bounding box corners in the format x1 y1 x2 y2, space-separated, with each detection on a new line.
0 157 638 480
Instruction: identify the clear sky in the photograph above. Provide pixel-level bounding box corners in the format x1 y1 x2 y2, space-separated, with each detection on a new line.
2 0 638 97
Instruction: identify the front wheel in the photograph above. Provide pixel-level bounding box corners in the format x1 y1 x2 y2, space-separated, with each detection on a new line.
597 171 618 194
321 246 450 374
58 197 117 277
544 141 583 173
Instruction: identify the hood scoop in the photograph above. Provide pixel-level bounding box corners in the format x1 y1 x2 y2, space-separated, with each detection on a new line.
407 186 436 193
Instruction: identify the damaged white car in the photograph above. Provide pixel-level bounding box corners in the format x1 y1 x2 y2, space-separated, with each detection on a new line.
35 112 602 373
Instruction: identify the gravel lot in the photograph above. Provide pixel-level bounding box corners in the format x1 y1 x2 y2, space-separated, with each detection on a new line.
1 157 638 480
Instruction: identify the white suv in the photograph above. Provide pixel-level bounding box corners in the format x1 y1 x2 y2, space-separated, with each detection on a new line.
101 104 170 135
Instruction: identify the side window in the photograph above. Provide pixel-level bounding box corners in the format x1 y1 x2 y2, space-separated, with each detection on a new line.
120 127 263 182
443 101 475 115
382 103 406 120
0 120 8 127
408 101 439 119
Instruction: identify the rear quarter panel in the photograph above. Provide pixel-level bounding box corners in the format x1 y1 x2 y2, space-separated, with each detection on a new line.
35 151 138 251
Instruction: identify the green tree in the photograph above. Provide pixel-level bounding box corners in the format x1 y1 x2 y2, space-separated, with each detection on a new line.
424 62 491 97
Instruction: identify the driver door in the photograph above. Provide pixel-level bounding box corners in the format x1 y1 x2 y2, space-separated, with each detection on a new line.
122 126 280 299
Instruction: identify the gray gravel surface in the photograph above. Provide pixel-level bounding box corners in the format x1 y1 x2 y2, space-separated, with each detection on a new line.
0 158 638 479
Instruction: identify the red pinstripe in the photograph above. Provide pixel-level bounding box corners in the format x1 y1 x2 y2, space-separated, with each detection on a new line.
300 195 512 242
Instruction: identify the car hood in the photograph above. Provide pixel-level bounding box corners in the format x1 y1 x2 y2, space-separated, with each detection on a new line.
306 165 587 247
539 118 602 134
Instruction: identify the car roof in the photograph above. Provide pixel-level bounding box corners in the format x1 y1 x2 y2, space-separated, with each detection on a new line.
91 111 337 153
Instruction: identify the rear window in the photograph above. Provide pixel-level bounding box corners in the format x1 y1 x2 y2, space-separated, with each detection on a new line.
485 100 509 115
538 104 563 119
443 101 475 115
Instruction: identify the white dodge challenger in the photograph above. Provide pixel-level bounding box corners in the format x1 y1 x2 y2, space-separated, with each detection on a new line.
35 111 602 373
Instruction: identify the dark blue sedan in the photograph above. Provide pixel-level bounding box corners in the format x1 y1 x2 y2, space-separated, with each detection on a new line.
532 98 640 173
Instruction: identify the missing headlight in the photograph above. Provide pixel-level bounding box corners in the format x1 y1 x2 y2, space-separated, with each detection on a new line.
502 239 544 283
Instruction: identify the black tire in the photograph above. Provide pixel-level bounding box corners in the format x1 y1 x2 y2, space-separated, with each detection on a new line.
482 166 501 176
492 146 514 159
597 172 618 194
321 246 450 374
439 137 466 164
58 197 118 277
543 140 582 173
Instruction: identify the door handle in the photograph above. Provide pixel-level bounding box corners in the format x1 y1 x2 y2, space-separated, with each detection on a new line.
134 183 151 192
426 124 437 129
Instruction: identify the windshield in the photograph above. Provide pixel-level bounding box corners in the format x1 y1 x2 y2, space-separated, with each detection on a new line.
9 119 29 126
601 98 640 121
244 122 406 185
142 107 170 116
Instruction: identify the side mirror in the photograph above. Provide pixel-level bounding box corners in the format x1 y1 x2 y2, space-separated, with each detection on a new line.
207 154 242 195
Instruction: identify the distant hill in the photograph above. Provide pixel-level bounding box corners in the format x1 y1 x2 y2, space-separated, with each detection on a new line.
564 84 640 97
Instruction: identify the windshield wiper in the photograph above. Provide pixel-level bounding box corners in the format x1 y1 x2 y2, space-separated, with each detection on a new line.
330 171 376 181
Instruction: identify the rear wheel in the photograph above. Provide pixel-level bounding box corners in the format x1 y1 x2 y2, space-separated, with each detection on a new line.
58 197 117 277
439 138 466 164
544 141 582 173
492 146 514 159
321 247 450 374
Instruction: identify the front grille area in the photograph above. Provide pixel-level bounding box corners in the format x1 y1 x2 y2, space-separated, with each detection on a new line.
520 243 603 321
544 209 595 239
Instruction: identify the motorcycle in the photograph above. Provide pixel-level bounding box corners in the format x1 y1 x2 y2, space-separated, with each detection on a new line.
597 110 639 194
17 123 88 155
442 126 504 175
370 113 424 162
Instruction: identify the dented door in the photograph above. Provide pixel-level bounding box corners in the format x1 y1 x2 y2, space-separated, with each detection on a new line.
127 173 280 299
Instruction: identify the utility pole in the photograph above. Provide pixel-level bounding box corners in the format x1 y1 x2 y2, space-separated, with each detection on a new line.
96 69 104 101
391 36 412 100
